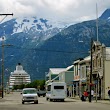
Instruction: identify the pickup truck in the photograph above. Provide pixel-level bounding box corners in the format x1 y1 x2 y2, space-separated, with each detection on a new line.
37 90 46 97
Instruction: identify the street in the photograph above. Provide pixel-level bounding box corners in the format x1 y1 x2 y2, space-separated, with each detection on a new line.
0 92 110 110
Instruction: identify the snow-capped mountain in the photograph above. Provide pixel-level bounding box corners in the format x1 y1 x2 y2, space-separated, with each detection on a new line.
13 17 63 34
0 17 64 43
0 17 65 80
0 9 110 81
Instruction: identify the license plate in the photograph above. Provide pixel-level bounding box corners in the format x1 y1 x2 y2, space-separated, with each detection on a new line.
27 97 34 99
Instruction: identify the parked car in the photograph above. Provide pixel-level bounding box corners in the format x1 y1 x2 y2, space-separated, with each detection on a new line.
37 90 46 97
21 88 38 104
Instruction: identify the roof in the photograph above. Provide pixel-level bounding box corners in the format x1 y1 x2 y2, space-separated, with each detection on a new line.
84 56 91 61
47 82 66 85
66 65 74 71
93 41 101 46
49 68 66 74
79 56 90 64
23 88 36 90
73 58 84 64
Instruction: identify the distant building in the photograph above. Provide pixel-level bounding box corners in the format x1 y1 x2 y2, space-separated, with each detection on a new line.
9 63 31 88
45 68 66 84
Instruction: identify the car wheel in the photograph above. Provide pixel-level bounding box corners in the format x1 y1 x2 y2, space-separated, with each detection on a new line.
22 101 24 104
49 99 53 102
34 100 38 104
61 99 64 102
46 98 48 101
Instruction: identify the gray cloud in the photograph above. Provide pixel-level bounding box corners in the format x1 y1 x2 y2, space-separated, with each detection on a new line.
0 0 110 24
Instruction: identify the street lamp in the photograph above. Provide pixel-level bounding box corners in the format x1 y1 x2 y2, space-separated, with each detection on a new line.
1 37 13 98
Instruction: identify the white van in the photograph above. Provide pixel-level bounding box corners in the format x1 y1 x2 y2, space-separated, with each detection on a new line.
21 88 38 104
46 82 67 102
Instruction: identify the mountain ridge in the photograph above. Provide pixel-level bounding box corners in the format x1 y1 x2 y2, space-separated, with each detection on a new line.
0 9 110 81
99 8 110 20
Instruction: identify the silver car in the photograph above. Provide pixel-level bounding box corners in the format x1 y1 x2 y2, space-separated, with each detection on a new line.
21 88 38 104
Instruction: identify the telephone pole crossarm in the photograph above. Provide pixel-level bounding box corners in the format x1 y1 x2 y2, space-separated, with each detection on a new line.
0 13 13 16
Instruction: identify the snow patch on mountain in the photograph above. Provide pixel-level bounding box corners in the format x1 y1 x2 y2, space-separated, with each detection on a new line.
12 17 65 35
13 17 47 34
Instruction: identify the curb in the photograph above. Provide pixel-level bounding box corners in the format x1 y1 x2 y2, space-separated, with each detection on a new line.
93 101 110 105
69 97 110 104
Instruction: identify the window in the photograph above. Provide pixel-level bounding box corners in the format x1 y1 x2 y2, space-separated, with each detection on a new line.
74 65 77 76
23 89 37 94
100 58 102 67
77 65 78 75
47 85 51 91
54 86 64 89
82 66 85 78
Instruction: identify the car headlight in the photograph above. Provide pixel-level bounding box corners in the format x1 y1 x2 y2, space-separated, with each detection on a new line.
23 97 26 100
34 96 38 99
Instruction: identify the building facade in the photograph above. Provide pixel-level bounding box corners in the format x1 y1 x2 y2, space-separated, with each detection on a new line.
79 56 90 97
73 41 110 99
92 41 110 99
73 57 90 98
59 65 74 97
73 58 83 97
9 63 31 88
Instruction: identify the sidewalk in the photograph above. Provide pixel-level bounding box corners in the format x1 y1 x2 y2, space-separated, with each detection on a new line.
0 92 21 105
94 100 110 104
70 96 110 104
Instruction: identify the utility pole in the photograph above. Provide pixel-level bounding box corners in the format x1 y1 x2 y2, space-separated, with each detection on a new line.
1 37 4 98
89 38 93 102
1 37 13 98
96 3 99 42
0 13 13 98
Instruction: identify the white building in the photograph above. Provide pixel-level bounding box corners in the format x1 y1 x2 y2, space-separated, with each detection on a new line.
9 63 31 88
46 68 66 84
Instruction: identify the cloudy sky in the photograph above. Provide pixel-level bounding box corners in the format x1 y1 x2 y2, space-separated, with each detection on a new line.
0 0 110 25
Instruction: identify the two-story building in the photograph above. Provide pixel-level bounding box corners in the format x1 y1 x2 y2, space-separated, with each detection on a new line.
79 56 90 96
45 66 74 97
73 58 83 97
92 41 110 99
59 65 74 97
73 57 90 98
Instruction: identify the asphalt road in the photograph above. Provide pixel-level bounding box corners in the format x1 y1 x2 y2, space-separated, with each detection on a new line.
0 92 110 110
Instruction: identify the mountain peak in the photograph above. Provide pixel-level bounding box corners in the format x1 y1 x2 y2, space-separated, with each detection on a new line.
99 8 110 20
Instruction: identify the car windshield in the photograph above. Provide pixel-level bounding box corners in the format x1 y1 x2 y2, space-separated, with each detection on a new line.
23 89 37 94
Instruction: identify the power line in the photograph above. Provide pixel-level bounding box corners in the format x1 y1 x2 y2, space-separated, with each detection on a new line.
0 45 89 54
1 44 110 56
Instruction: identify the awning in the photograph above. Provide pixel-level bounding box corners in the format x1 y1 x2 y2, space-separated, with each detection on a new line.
81 79 86 83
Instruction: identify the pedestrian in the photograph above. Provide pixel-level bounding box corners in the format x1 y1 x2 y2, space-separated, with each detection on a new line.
67 88 69 97
99 90 101 100
108 87 110 101
83 90 88 101
81 93 85 101
91 89 94 101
